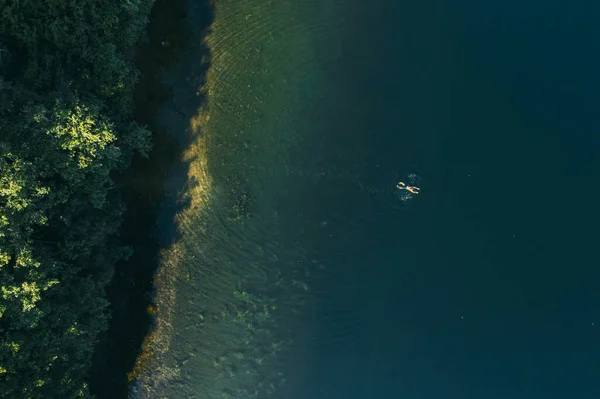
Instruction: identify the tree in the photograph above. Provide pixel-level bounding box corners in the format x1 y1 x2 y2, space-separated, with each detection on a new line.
0 95 149 397
0 1 154 394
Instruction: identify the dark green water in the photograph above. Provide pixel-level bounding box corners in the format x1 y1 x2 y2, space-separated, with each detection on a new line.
278 1 600 398
126 0 600 397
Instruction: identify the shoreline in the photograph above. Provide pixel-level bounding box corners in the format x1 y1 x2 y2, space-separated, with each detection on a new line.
127 0 337 397
89 0 215 397
91 0 346 396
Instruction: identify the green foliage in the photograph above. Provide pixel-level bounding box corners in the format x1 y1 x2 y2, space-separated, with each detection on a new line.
0 0 154 115
0 0 155 397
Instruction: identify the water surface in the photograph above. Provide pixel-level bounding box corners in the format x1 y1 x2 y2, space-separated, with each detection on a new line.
135 0 600 398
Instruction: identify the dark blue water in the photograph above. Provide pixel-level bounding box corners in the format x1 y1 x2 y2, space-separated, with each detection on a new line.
284 1 600 398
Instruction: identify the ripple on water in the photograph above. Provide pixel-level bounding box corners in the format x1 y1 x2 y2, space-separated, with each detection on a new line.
130 0 346 398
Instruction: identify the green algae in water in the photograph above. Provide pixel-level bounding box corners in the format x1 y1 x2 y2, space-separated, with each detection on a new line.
130 0 343 398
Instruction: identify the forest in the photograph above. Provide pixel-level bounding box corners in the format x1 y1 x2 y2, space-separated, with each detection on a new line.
0 0 155 397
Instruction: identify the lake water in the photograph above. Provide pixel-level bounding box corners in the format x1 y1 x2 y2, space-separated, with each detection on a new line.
132 0 600 398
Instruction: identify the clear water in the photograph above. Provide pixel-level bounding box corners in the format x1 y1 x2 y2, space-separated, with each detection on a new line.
133 0 600 398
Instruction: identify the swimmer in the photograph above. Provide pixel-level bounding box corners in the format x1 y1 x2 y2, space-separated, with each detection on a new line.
397 181 420 194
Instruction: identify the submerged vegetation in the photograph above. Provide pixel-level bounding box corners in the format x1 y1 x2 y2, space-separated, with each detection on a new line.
126 0 342 397
0 0 154 397
0 0 338 396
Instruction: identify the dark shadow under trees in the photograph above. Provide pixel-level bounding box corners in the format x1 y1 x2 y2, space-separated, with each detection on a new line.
88 0 214 397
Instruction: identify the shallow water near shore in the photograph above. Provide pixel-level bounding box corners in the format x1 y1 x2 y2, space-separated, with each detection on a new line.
130 0 600 398
129 0 347 397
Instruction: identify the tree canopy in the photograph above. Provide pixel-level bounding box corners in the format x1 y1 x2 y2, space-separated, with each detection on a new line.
0 0 154 397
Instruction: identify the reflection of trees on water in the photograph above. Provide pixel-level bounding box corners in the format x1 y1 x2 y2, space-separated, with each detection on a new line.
129 0 344 395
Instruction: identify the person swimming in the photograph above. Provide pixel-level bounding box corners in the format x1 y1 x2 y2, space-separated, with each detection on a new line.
397 181 420 194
